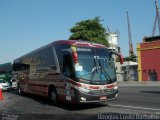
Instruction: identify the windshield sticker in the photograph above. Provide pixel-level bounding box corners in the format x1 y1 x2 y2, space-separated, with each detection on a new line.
71 46 77 52
75 65 83 77
75 71 83 76
75 65 83 71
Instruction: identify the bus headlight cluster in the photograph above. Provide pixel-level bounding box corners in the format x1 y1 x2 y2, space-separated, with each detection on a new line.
81 97 86 101
114 85 118 90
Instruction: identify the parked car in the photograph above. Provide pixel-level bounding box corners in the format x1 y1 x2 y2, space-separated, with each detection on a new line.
0 79 10 91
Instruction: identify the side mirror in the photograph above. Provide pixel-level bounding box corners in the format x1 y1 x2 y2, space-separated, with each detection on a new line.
110 51 124 65
50 65 61 74
50 65 57 70
119 54 124 64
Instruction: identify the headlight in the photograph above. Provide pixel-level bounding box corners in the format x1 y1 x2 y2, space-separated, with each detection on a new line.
81 97 86 101
114 85 118 90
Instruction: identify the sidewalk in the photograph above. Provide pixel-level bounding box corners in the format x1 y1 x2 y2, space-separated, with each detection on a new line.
118 81 160 86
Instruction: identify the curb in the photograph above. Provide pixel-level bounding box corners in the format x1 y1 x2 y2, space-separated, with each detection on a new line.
118 81 160 87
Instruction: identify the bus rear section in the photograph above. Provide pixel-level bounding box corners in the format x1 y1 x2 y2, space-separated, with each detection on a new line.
12 40 123 104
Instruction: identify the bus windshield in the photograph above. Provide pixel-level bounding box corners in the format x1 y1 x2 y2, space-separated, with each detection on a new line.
75 47 116 84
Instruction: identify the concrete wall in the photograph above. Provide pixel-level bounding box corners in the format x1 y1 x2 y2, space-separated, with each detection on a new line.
115 62 138 81
137 38 160 81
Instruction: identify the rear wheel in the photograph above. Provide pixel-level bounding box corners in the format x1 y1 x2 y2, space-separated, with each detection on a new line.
48 87 58 105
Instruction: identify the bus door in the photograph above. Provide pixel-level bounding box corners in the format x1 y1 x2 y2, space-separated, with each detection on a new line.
61 51 75 102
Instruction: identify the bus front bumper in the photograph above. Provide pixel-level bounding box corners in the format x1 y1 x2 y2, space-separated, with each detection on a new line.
78 89 118 103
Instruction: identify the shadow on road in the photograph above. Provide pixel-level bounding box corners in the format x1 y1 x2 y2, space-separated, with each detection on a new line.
57 102 108 111
140 91 160 94
9 90 108 111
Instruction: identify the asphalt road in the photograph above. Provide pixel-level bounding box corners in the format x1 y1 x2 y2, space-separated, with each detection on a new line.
0 85 160 120
109 86 160 110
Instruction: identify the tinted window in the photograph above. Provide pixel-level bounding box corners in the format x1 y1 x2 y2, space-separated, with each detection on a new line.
13 62 30 71
13 47 55 71
55 44 70 72
62 53 73 77
36 47 55 68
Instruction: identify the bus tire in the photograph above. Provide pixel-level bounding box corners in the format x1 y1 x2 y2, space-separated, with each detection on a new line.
48 87 58 105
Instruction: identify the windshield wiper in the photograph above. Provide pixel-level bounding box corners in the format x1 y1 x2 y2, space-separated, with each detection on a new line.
90 56 98 83
97 58 114 83
90 56 113 84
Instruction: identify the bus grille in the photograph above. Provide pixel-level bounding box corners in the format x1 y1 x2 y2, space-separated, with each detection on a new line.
89 89 115 95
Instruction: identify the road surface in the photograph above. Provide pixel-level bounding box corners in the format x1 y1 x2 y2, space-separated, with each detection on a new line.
0 85 160 120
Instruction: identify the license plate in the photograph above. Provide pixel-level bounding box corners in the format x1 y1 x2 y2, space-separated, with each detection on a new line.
100 96 107 100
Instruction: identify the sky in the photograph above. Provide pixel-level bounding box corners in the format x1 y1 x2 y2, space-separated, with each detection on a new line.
0 0 158 64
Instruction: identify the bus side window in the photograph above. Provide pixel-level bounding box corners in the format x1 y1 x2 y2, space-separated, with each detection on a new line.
62 53 73 78
13 63 30 71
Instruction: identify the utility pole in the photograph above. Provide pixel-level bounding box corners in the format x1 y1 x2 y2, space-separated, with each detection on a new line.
127 11 134 57
152 0 160 36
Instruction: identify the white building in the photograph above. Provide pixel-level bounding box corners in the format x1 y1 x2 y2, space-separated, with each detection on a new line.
106 32 118 51
115 61 138 81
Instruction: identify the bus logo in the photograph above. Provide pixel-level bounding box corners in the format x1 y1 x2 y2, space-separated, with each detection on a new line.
100 85 107 91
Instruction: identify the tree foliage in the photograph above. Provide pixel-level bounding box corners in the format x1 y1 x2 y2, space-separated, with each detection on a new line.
123 55 137 62
69 17 109 46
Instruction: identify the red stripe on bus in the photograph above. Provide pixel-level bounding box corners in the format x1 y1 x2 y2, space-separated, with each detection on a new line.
106 84 114 89
69 79 81 87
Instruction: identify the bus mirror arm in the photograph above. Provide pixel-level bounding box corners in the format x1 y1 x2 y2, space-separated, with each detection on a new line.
50 65 61 74
110 51 124 65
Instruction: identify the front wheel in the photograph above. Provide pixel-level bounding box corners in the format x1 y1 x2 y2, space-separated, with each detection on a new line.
48 88 58 105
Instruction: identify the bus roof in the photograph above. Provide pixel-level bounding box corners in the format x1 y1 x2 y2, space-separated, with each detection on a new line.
14 40 107 62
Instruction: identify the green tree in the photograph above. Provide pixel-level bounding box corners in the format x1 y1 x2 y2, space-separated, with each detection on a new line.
123 55 137 62
69 17 109 46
